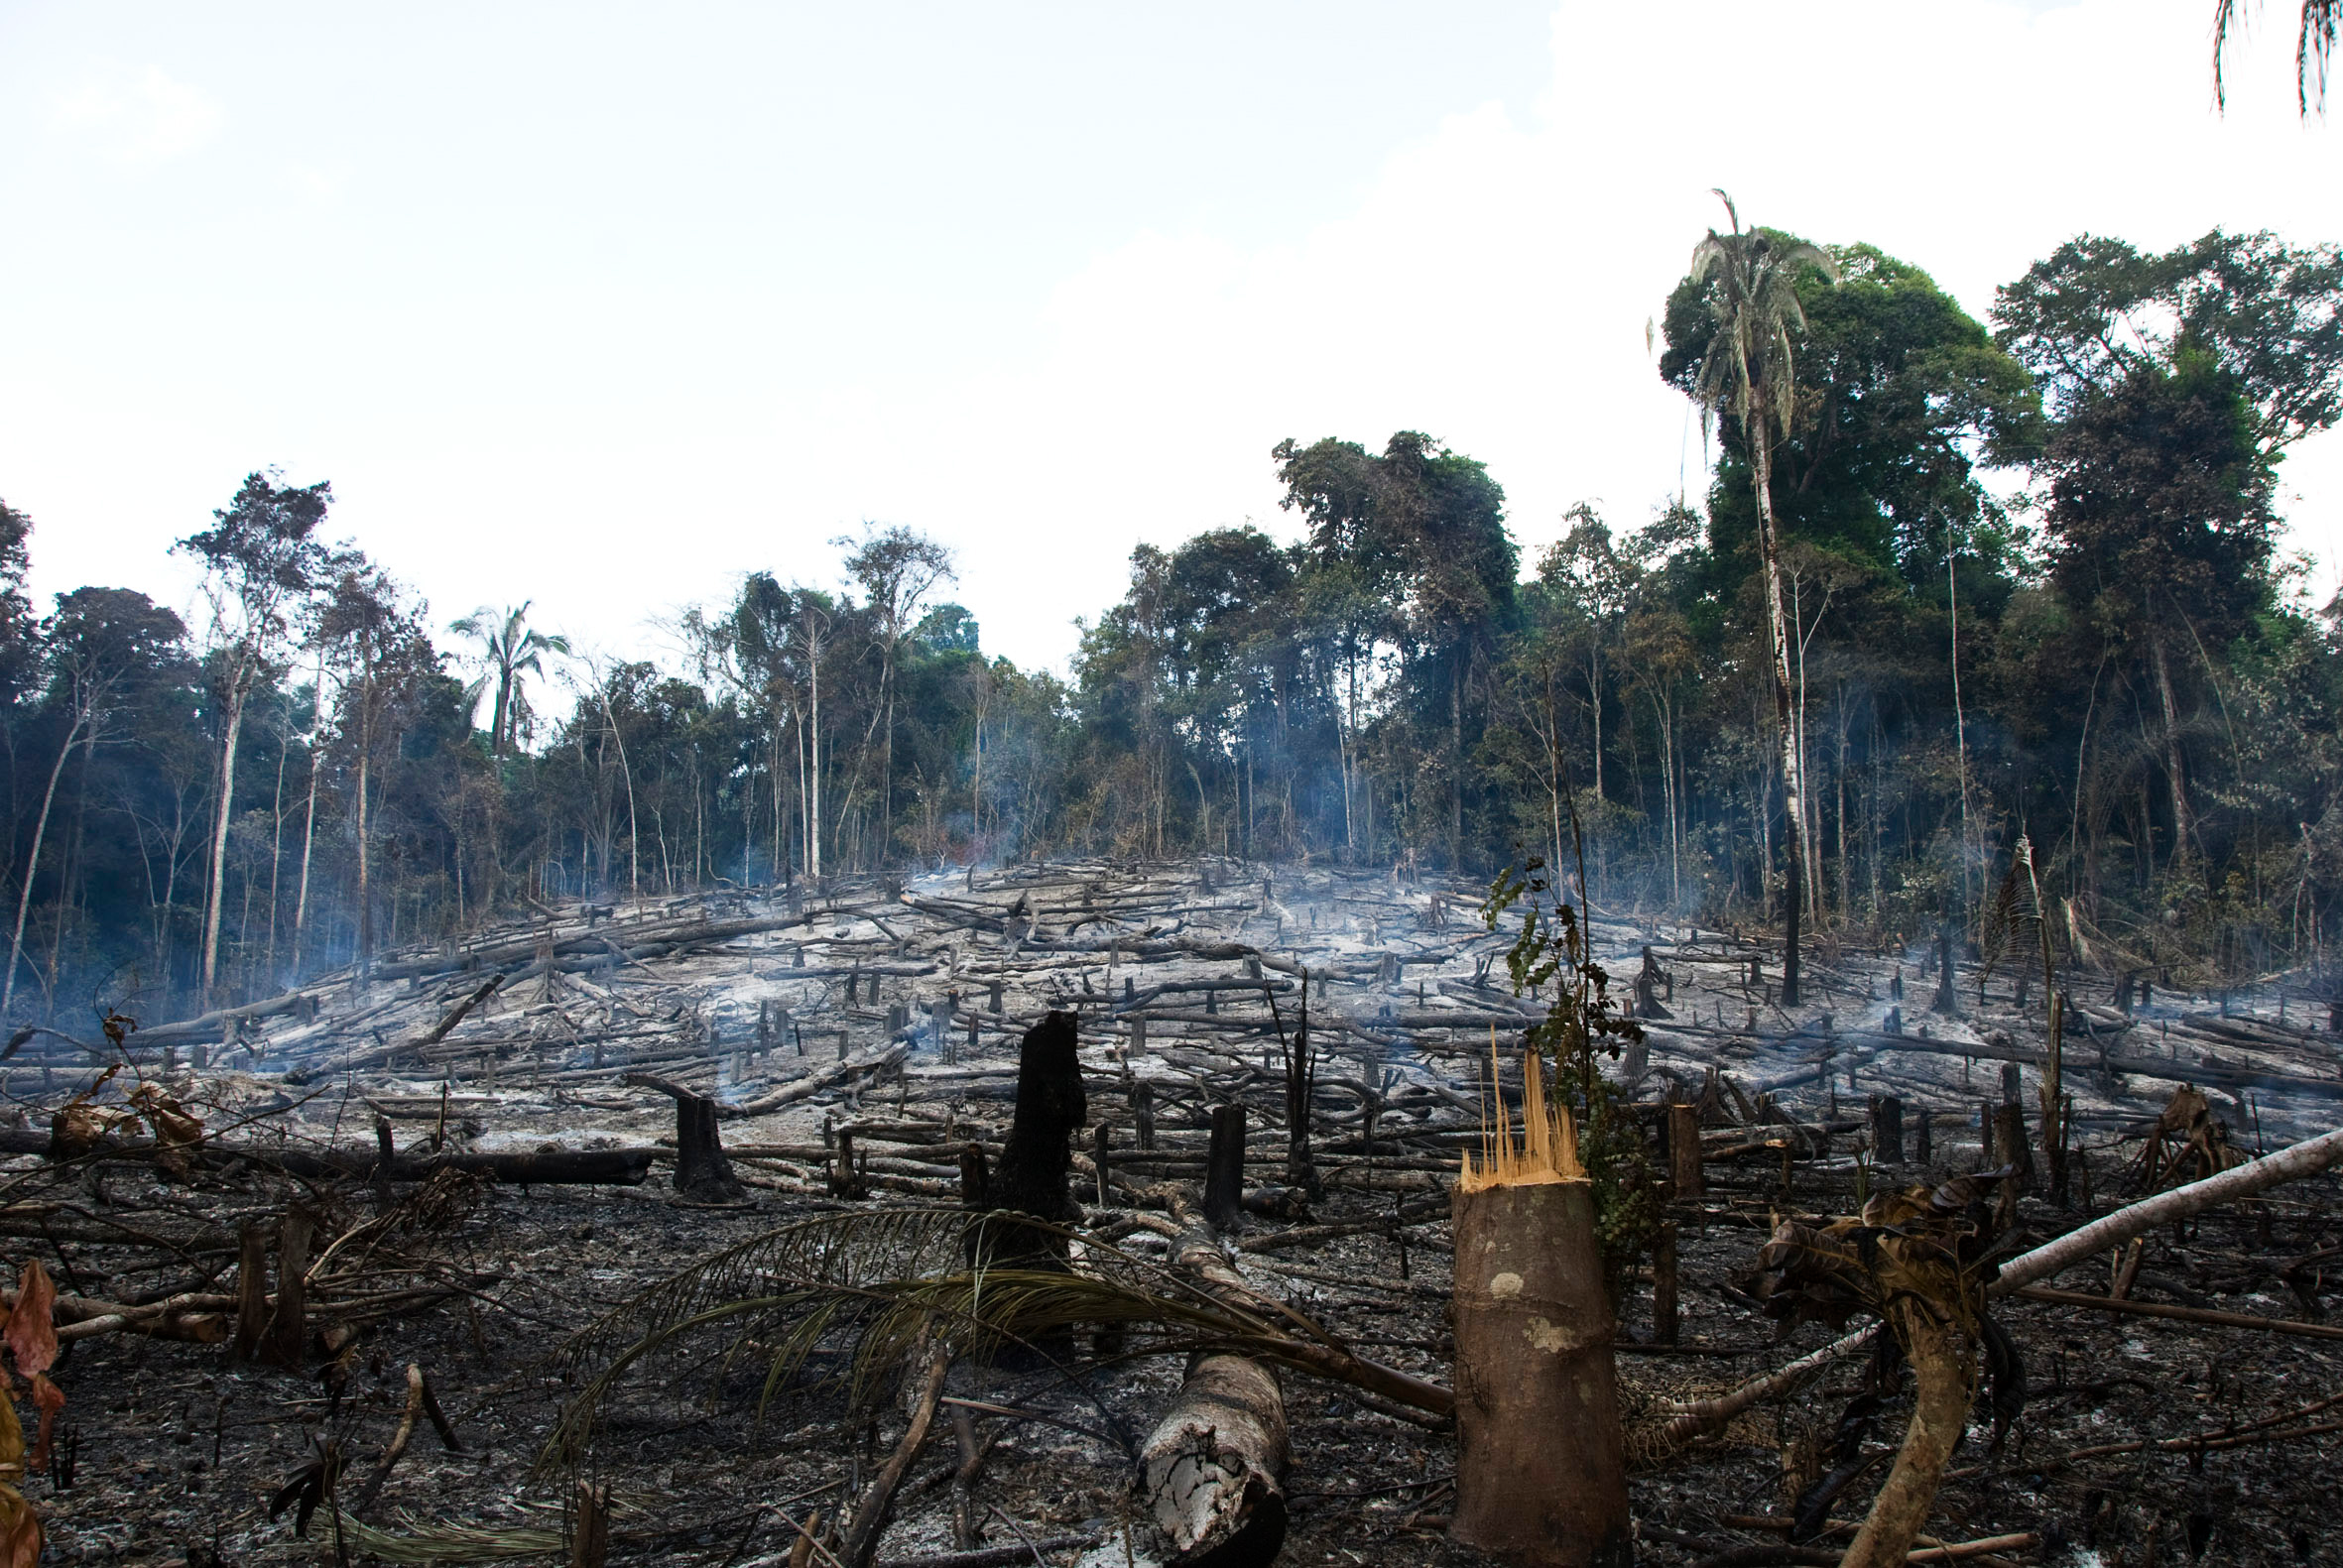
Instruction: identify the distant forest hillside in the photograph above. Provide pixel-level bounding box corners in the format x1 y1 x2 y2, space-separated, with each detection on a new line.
6 222 2341 1024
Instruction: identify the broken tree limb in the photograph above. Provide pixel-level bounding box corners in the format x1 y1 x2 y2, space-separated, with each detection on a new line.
1634 1326 1881 1466
351 1363 427 1512
413 974 505 1049
2013 1284 2343 1341
726 1044 910 1118
840 1339 952 1568
1138 1354 1290 1568
1992 1122 2343 1295
3 1285 232 1345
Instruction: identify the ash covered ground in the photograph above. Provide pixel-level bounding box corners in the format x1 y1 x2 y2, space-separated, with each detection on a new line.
11 860 2341 1566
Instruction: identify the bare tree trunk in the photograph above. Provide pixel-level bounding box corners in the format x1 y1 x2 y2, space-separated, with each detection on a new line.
1950 537 1976 922
292 649 325 975
3 709 86 1021
200 675 251 1003
355 674 373 982
266 710 290 981
1449 653 1466 870
808 664 823 880
2152 632 2195 862
1751 432 1802 1006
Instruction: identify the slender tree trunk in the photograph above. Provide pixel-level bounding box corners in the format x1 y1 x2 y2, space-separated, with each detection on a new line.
48 729 98 1019
3 708 86 1021
354 647 374 981
1449 652 1466 871
1837 1304 1975 1568
491 667 511 759
1949 539 1975 922
809 661 823 880
1750 428 1803 1006
1588 643 1604 803
266 712 290 981
200 672 251 1003
2151 633 2195 864
292 648 325 975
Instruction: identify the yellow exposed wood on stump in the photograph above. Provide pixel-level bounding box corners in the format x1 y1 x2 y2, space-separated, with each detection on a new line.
1450 1047 1630 1568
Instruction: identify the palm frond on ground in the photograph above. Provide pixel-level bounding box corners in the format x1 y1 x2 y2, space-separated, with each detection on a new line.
530 1207 1346 1478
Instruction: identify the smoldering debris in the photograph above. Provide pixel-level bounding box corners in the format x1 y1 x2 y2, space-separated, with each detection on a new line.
3 858 2339 1565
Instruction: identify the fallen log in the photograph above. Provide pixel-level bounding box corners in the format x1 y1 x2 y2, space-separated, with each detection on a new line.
1138 1354 1290 1568
137 989 318 1043
370 912 825 982
725 1044 911 1118
2013 1284 2343 1341
1993 1122 2343 1294
0 1128 656 1184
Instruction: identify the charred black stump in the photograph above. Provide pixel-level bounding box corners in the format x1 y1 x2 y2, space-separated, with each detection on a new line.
977 1010 1087 1266
674 1092 746 1204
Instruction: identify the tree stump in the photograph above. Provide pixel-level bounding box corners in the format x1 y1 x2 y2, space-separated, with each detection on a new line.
674 1092 747 1204
1451 1179 1632 1568
1653 1219 1680 1346
1666 1103 1704 1199
982 1011 1085 1265
1204 1103 1247 1233
1871 1096 1905 1164
264 1208 315 1368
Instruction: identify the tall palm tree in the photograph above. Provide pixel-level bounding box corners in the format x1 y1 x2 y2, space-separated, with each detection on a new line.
451 602 570 756
1687 190 1838 1007
2214 0 2336 114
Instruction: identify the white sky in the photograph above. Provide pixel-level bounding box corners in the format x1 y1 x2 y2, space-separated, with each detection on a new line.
3 0 2338 676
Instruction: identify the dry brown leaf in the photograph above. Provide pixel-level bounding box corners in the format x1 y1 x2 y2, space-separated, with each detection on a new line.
0 1486 40 1568
0 1371 23 1475
129 1083 203 1147
4 1263 57 1380
23 1377 62 1474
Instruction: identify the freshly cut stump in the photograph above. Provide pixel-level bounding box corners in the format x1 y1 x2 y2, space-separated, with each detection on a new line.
1139 1353 1290 1567
1451 1179 1632 1568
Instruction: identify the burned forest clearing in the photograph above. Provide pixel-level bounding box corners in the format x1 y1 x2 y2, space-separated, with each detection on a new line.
2 859 2337 1568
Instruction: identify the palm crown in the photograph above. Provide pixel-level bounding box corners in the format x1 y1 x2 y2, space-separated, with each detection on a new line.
450 601 570 755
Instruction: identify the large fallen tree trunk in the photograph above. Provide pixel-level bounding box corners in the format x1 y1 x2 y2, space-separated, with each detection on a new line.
1995 1122 2343 1294
1138 1354 1290 1568
0 1128 656 1184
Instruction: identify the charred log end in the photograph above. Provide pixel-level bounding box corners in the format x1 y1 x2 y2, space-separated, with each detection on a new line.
1140 1354 1290 1568
675 1093 747 1204
1450 1180 1632 1568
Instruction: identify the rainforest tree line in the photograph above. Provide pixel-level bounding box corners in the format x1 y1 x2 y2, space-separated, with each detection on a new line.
3 220 2340 1023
